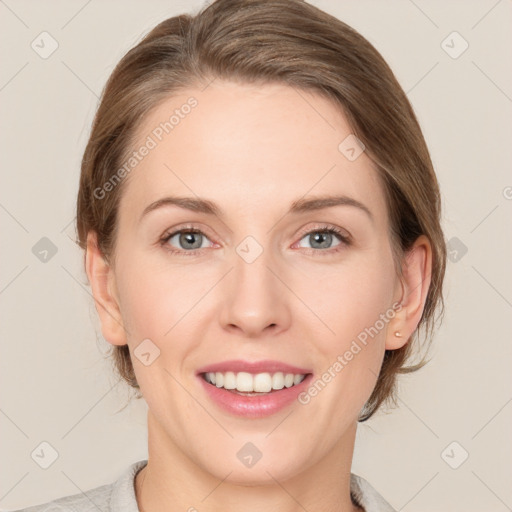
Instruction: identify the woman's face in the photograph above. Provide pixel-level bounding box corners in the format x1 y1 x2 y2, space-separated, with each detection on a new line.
102 80 406 482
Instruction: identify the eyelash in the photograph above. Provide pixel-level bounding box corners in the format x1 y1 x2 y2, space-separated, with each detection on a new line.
159 224 352 257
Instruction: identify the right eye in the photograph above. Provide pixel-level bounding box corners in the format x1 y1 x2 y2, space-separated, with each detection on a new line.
160 228 215 254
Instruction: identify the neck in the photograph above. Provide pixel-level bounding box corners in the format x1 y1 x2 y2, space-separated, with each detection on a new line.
135 410 362 512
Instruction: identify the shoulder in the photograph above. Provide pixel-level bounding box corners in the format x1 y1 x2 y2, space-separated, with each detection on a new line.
8 460 148 512
350 473 396 512
9 483 112 512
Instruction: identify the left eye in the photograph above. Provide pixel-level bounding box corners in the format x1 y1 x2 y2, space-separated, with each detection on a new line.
164 230 212 251
297 229 344 250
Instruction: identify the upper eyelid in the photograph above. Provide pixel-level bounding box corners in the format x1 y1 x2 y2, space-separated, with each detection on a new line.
296 223 350 239
163 225 215 241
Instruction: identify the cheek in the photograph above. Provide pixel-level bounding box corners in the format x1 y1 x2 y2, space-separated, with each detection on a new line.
301 251 396 343
113 252 207 406
298 249 396 405
115 251 213 339
295 264 394 431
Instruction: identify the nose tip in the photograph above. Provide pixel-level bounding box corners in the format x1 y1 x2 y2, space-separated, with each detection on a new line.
219 255 291 337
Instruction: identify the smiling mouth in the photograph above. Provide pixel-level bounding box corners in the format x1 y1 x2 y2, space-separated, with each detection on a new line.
201 371 310 395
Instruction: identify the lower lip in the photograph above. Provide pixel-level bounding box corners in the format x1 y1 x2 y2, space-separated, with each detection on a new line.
197 373 313 418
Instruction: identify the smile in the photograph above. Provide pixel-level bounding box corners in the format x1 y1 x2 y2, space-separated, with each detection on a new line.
196 362 314 418
202 371 307 393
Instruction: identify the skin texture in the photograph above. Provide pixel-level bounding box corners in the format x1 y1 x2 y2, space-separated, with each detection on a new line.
86 80 432 512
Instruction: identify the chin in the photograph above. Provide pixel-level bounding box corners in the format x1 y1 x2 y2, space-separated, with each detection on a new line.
200 453 307 486
217 467 289 486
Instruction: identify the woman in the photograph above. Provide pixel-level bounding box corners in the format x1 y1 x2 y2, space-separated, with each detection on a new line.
14 0 446 510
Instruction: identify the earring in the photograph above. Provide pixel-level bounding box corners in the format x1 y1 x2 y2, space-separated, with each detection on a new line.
394 331 402 338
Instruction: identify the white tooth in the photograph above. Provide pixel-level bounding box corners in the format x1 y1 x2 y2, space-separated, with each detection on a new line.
223 371 236 389
253 373 272 392
284 373 294 388
271 372 285 390
293 374 304 385
206 370 305 391
236 372 254 392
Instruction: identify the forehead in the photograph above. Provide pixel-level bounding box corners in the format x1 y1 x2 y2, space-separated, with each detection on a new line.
119 80 387 226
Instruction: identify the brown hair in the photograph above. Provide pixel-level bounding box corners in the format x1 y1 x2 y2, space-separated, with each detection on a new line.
76 0 446 422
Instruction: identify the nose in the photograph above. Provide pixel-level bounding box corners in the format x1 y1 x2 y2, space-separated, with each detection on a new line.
218 249 292 338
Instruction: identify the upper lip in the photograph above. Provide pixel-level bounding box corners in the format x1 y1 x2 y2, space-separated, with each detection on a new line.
196 359 312 376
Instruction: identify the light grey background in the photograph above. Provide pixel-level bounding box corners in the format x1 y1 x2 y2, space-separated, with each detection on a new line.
1 0 511 510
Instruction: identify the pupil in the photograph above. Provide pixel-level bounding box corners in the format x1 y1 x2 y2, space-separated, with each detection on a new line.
311 232 331 249
181 232 202 249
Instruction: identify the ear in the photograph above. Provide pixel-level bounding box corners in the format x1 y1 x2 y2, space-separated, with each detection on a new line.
85 231 127 346
385 234 432 350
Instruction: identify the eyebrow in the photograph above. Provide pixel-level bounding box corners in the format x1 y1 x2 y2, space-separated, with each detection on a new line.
140 194 374 223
